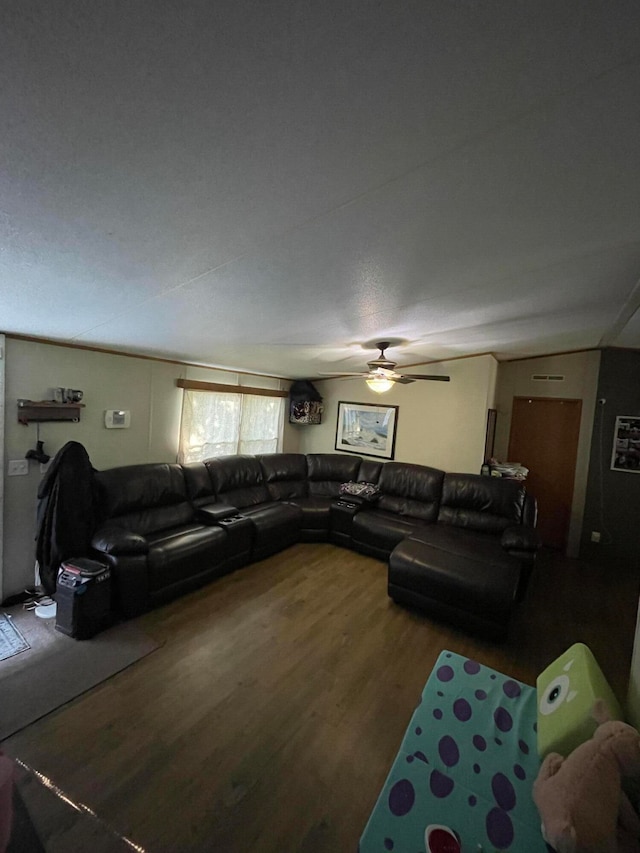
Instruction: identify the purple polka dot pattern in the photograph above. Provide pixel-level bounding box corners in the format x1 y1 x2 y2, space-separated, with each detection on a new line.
491 773 516 811
363 654 540 852
473 734 487 752
430 770 454 798
453 698 472 721
437 665 454 682
486 807 514 848
438 735 460 767
503 680 521 698
494 707 513 732
388 779 415 816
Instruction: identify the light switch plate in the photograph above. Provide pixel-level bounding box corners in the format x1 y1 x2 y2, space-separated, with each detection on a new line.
8 459 29 476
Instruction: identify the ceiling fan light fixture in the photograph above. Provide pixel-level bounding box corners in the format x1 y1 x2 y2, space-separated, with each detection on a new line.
366 375 393 393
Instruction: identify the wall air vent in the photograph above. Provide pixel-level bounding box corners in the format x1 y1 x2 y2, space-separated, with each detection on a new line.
531 374 565 381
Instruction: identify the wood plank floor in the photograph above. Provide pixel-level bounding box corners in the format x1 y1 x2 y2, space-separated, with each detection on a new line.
4 543 639 852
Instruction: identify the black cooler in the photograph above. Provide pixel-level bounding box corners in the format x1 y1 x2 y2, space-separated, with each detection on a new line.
55 558 112 639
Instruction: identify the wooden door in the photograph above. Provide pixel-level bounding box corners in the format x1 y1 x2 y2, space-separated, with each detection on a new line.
508 396 582 550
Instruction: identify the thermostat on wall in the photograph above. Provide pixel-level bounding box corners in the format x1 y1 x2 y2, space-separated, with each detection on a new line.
104 409 131 429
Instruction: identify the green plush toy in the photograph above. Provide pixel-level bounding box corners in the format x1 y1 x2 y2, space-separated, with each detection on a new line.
537 642 622 759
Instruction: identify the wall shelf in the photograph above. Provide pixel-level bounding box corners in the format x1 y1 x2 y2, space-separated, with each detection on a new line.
18 400 85 425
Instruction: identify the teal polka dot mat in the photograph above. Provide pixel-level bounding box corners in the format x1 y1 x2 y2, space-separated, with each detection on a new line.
359 650 549 852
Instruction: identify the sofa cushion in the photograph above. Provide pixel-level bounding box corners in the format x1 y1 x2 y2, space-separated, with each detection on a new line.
306 454 361 497
146 523 229 591
352 508 432 558
239 501 303 559
438 473 526 533
95 463 194 535
105 504 195 537
91 525 148 555
285 496 332 530
377 462 445 521
389 536 521 622
357 459 383 484
97 463 189 515
205 455 271 508
408 524 519 570
182 462 216 507
258 453 309 501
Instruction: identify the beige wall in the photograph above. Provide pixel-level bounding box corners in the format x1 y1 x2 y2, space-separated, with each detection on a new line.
493 350 601 557
296 354 498 473
2 338 295 599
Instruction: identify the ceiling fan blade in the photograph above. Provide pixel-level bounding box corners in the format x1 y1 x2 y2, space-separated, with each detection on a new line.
399 373 450 382
391 376 415 384
318 372 369 376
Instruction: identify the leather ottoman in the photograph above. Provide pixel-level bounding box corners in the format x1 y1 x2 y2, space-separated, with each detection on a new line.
388 535 523 640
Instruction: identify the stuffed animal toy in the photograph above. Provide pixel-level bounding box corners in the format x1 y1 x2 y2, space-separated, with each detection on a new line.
533 699 640 853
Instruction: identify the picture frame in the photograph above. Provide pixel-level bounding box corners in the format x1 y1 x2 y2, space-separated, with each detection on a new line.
335 401 399 460
611 415 640 473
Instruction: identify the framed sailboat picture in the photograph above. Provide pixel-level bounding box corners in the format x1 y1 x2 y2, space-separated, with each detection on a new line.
335 401 399 460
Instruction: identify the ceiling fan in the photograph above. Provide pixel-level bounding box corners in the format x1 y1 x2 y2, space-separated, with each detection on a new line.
320 342 450 393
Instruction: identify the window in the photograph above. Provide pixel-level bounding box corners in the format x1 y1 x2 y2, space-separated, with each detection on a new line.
178 388 285 463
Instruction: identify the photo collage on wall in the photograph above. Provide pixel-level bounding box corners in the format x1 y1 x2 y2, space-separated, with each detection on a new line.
611 416 640 472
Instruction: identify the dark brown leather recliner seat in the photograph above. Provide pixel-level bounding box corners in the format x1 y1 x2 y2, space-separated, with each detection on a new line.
205 455 302 562
92 463 231 617
351 462 445 560
388 473 540 638
281 453 363 541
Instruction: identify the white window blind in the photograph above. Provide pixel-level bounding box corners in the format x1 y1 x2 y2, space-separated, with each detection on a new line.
178 388 285 463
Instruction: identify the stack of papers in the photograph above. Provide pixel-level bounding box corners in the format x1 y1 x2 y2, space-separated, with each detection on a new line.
490 462 529 479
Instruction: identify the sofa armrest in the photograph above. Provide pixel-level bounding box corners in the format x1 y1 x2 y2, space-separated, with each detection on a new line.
501 525 541 553
91 525 149 555
196 503 239 523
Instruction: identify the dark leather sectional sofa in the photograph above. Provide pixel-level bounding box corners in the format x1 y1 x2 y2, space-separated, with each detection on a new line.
90 453 540 639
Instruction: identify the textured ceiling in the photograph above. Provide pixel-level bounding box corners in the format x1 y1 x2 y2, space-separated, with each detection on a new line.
1 0 640 378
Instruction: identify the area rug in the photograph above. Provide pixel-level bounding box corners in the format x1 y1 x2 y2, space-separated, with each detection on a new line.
0 613 30 662
0 606 160 742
